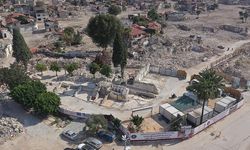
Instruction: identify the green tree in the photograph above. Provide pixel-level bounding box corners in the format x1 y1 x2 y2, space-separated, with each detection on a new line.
72 31 82 45
120 47 127 79
9 80 46 109
50 62 61 76
86 14 121 50
89 62 100 78
12 28 32 67
63 27 75 46
112 118 121 128
147 8 159 21
34 92 60 115
100 64 112 77
0 63 31 90
112 33 124 67
108 5 121 16
35 63 47 75
86 115 108 134
187 69 224 125
130 115 144 131
112 30 128 78
64 63 78 76
170 114 184 131
15 15 29 24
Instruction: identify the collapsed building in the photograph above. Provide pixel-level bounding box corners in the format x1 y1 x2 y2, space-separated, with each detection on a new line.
0 28 13 58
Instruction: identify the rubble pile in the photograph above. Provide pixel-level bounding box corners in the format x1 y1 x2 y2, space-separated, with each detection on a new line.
0 117 24 143
129 35 213 68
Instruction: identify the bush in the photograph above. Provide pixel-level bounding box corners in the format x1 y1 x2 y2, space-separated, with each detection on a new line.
100 64 112 77
177 70 187 80
108 5 121 16
34 92 61 115
223 87 242 100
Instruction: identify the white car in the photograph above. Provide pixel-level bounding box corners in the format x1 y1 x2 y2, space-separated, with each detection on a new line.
62 130 77 140
77 143 96 150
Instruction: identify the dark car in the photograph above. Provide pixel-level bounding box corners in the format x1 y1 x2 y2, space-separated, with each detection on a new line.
97 130 116 143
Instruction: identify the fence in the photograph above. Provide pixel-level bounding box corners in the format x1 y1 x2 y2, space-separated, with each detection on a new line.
129 99 245 141
192 99 244 135
59 107 90 119
134 63 178 81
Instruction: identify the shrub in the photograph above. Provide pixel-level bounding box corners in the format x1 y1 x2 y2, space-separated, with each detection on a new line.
177 70 187 80
223 87 242 100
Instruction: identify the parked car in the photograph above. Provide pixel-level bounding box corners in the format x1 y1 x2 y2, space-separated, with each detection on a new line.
83 137 103 149
62 130 77 140
77 143 96 150
97 130 116 143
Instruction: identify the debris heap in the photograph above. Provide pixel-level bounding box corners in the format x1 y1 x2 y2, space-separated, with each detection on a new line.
0 117 24 143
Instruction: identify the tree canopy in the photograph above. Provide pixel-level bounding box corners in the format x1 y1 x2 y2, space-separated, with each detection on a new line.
187 69 224 124
86 115 108 134
100 64 112 77
130 115 144 131
147 8 159 21
10 80 47 109
34 92 61 115
89 62 100 78
64 63 78 76
0 63 31 90
86 14 121 49
112 32 124 67
50 62 61 76
112 31 128 78
35 63 47 75
108 5 121 16
12 28 32 67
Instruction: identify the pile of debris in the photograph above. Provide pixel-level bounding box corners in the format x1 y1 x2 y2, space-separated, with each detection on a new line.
0 116 24 144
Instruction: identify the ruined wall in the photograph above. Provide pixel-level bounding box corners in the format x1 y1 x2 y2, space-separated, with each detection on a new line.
109 85 129 101
220 25 248 35
150 65 177 77
134 63 150 81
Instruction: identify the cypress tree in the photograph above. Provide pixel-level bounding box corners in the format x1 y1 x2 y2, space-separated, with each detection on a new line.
112 32 124 67
12 28 32 67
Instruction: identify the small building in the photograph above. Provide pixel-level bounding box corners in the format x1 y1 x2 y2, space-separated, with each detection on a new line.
159 103 184 121
187 106 213 126
214 96 237 113
44 19 59 31
34 5 48 21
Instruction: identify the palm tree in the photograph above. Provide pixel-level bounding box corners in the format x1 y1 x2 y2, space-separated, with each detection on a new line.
130 115 144 131
187 69 224 125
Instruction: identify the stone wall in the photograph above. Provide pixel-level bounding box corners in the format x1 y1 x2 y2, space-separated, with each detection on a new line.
134 63 150 81
150 65 177 77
